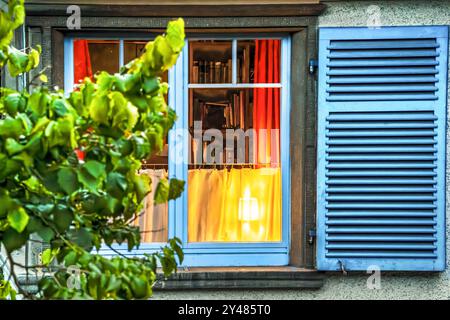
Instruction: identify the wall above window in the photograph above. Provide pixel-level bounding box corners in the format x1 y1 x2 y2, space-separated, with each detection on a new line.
25 0 326 17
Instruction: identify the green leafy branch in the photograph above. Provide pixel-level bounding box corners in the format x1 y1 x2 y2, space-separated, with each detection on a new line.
0 0 186 300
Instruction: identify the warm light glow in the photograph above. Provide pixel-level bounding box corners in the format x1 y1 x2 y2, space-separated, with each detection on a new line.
238 188 260 221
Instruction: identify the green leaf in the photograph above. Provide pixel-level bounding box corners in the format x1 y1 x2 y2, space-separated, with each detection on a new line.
0 117 24 139
2 228 27 252
142 76 160 95
7 46 28 76
39 74 48 83
154 178 169 205
166 18 185 53
4 93 26 116
37 226 55 242
168 178 185 200
89 94 109 125
28 90 51 117
67 228 93 251
7 207 29 233
57 167 79 195
63 251 78 266
83 160 106 180
133 174 151 203
53 204 74 233
5 138 25 156
106 172 128 199
41 248 59 266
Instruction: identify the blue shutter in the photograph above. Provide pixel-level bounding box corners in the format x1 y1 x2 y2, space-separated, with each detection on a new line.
317 26 448 271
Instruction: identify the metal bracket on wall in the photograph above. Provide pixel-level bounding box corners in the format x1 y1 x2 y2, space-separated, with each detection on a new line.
308 229 316 245
309 59 318 74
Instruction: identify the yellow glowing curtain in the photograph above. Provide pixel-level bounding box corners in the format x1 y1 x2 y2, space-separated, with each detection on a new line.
188 168 281 242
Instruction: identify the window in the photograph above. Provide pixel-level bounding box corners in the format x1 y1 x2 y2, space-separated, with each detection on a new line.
64 37 170 244
65 34 291 266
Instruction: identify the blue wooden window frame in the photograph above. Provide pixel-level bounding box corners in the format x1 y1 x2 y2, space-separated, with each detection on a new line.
64 34 292 267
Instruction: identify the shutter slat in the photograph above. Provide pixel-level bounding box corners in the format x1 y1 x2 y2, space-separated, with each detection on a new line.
328 49 438 58
326 203 437 209
327 123 437 129
327 164 436 169
327 113 438 121
328 67 438 76
326 195 436 201
326 227 436 233
326 155 437 161
327 179 436 185
326 252 437 258
327 94 438 101
327 85 438 93
326 211 436 217
327 187 437 193
327 130 437 137
326 171 437 177
326 244 437 250
326 219 437 225
327 146 437 153
328 76 438 84
327 138 437 145
327 235 437 242
328 40 439 50
328 59 439 67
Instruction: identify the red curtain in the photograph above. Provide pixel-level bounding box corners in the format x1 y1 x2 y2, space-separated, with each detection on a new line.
73 40 93 84
253 39 281 167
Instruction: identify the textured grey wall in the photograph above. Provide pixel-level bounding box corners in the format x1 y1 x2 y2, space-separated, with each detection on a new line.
155 0 450 300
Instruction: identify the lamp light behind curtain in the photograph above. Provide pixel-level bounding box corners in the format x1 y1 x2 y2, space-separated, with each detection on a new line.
188 168 281 242
73 40 93 84
253 39 280 167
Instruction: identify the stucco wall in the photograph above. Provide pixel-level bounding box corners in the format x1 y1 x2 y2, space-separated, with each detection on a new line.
156 0 450 300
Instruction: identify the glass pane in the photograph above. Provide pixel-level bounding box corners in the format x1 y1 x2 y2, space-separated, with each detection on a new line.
134 144 169 243
124 40 146 65
188 88 281 242
124 40 169 84
73 40 119 84
237 39 281 84
189 40 232 84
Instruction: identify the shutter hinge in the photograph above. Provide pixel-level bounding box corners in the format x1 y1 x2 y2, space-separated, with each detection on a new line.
309 59 318 74
338 260 348 276
308 229 316 245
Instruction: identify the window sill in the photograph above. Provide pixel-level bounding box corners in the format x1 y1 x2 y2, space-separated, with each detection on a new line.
154 267 324 290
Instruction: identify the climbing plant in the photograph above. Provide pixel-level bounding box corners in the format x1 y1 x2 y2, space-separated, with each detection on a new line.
0 0 185 299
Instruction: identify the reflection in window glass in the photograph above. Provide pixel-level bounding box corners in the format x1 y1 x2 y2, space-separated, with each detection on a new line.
72 38 169 243
238 39 281 84
189 40 232 84
73 40 119 84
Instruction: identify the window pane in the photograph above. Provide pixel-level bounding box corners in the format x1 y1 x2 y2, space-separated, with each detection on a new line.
135 147 169 243
126 39 169 243
188 88 281 242
237 39 281 84
124 40 146 65
124 40 169 84
73 40 119 84
189 40 232 84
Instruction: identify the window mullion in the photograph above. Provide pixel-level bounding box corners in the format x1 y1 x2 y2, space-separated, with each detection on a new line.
232 39 237 84
119 39 124 68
